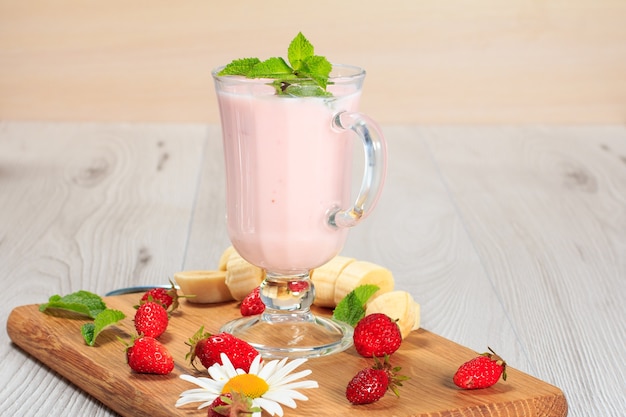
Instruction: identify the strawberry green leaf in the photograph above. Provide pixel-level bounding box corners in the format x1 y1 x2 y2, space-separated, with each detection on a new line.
332 284 380 327
81 309 126 346
39 290 107 319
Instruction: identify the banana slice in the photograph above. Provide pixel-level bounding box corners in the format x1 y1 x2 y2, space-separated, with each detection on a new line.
310 256 356 307
225 252 265 300
365 290 420 339
218 246 237 271
412 301 421 331
173 270 233 304
333 260 394 305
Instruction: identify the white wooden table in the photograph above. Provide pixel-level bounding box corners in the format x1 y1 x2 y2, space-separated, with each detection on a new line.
1 122 624 416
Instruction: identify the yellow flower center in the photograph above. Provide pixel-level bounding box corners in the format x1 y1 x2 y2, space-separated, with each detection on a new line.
221 374 269 399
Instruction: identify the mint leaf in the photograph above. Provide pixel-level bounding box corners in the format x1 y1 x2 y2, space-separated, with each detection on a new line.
299 55 332 89
282 82 332 97
217 32 333 97
218 58 261 76
248 57 294 78
288 32 315 71
81 309 126 346
39 290 107 319
332 284 380 326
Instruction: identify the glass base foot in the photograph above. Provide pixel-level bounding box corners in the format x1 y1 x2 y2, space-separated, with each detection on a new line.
219 312 354 359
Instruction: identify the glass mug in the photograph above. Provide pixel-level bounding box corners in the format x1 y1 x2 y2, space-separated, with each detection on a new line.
213 64 387 358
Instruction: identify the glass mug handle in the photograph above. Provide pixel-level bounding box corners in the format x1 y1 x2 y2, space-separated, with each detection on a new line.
328 111 388 228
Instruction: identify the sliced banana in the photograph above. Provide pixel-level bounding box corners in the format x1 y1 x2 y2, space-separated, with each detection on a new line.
225 252 265 300
173 270 233 304
365 290 420 339
333 260 394 305
218 246 237 271
412 301 421 331
310 256 356 307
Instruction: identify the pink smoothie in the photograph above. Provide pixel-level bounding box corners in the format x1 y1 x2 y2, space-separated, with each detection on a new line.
216 81 361 274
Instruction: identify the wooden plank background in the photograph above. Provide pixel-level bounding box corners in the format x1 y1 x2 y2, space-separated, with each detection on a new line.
1 0 626 124
1 123 624 416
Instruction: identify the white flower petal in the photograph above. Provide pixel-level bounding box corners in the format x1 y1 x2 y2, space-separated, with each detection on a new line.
176 374 224 408
255 397 284 416
175 391 219 408
179 375 215 389
274 380 319 391
219 352 239 375
175 374 224 408
207 362 231 381
264 358 308 384
266 389 309 402
248 354 264 374
270 369 313 387
265 392 297 409
257 358 279 378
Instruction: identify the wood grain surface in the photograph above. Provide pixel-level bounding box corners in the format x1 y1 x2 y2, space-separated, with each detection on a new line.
1 123 624 416
7 293 567 417
1 1 625 124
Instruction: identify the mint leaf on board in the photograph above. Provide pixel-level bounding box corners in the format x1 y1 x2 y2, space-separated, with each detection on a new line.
216 32 333 97
81 309 126 346
332 284 380 327
39 290 107 319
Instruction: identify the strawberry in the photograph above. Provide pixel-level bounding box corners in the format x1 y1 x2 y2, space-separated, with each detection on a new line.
140 280 181 312
345 355 408 405
134 301 169 338
353 313 402 358
209 391 260 417
208 393 232 417
240 287 265 316
186 327 259 372
453 347 507 389
125 335 174 375
287 280 309 293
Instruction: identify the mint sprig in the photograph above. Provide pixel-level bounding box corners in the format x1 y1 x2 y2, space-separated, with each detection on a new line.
39 290 107 319
81 309 126 346
247 57 294 79
218 58 261 76
332 284 380 327
40 290 126 347
218 32 332 97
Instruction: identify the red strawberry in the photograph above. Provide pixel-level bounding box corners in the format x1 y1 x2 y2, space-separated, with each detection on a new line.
287 280 309 293
345 355 408 405
240 287 265 316
125 335 174 375
186 327 259 372
209 392 260 417
134 301 169 338
208 393 232 417
453 347 507 389
140 280 181 312
353 313 402 358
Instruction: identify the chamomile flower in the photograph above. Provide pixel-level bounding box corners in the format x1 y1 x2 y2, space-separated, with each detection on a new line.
176 353 318 417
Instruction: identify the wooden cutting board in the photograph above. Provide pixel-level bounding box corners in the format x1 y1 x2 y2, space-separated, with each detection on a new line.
7 293 567 417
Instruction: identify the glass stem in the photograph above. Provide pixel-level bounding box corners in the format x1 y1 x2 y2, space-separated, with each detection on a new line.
259 272 316 322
